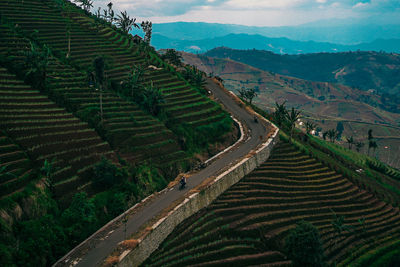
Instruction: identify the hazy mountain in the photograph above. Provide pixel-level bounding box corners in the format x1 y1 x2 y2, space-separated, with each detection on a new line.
151 33 400 54
182 52 400 167
204 47 400 113
151 21 400 45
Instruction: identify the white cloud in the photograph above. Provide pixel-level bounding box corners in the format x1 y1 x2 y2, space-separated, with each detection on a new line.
90 0 400 26
353 2 369 9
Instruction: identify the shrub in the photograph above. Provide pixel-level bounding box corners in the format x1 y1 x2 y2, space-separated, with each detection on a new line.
284 220 325 267
92 157 128 189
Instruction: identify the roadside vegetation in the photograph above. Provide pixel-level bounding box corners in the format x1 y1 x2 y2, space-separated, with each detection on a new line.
0 0 234 266
145 97 400 266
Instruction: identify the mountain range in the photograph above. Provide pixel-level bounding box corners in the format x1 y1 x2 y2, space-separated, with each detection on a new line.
182 52 400 168
204 47 400 112
151 33 400 54
146 21 400 54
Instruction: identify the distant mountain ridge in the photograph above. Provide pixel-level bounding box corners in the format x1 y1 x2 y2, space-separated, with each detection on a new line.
204 47 400 113
151 33 400 54
151 21 400 44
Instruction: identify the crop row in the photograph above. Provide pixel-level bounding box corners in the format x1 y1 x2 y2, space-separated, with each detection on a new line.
144 141 400 266
0 66 117 199
0 0 230 129
0 23 187 167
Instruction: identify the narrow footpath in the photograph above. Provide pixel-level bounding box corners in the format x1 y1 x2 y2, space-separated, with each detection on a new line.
60 78 270 267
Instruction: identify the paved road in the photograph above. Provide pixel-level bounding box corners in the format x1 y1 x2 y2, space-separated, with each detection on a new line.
72 78 269 266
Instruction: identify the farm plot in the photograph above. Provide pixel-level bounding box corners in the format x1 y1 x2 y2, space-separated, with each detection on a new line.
0 67 116 199
0 24 187 168
0 133 35 199
0 0 231 130
144 141 400 266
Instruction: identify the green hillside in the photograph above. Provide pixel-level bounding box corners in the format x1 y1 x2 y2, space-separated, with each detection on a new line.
0 0 234 265
205 47 400 113
182 52 400 170
144 136 400 266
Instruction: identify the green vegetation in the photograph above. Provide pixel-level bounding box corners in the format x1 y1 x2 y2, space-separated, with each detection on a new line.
145 140 400 266
285 221 325 267
0 0 235 266
205 47 400 113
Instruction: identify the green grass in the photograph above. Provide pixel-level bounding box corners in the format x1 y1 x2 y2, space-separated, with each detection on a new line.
350 239 400 267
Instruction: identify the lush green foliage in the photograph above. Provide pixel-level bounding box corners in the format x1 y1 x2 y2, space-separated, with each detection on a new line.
173 115 232 154
161 49 183 66
285 221 325 267
92 158 128 189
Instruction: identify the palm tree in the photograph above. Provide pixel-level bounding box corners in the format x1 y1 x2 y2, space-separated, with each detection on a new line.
305 121 317 135
369 140 378 156
24 42 51 91
141 82 165 116
74 0 93 12
355 141 364 153
116 11 139 34
124 66 144 98
346 136 354 149
273 101 288 128
106 2 115 23
141 21 152 44
93 56 106 122
162 49 182 66
326 129 339 143
286 107 301 140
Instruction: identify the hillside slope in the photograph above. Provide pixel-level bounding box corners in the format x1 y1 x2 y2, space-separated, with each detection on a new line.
204 47 400 111
183 52 400 168
144 140 400 266
0 0 233 170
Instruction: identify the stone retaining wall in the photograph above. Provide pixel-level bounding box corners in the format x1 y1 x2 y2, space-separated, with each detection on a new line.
118 124 279 267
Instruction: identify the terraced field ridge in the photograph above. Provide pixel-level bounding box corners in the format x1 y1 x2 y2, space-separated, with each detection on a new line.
143 141 400 266
0 66 117 200
0 132 35 200
0 0 231 129
0 23 189 168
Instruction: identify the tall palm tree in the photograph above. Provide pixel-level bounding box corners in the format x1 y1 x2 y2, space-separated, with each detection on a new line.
273 101 288 128
346 136 354 149
327 129 339 143
116 11 139 34
368 140 378 156
141 21 152 44
24 42 51 91
305 121 317 135
124 66 144 98
286 107 301 140
141 82 165 116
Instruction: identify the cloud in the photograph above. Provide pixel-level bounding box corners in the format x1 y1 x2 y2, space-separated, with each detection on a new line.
93 0 226 16
91 0 400 26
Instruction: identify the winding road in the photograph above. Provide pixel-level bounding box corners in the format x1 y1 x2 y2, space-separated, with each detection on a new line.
60 78 270 267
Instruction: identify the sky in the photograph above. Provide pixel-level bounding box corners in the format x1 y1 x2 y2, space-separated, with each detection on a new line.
92 0 400 26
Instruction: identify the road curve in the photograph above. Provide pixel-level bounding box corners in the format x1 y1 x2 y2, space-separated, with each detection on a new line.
67 78 269 267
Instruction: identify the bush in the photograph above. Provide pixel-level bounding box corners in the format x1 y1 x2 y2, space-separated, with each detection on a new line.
92 157 128 189
284 220 325 267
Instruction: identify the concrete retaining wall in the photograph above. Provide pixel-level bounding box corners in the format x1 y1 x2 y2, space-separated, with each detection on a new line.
118 126 279 267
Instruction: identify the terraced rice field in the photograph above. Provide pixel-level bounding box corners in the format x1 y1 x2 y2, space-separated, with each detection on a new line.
0 0 230 128
143 141 400 266
0 24 187 166
0 133 34 199
0 67 116 199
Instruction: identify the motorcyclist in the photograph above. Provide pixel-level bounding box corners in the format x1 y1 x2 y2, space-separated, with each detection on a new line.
180 176 186 189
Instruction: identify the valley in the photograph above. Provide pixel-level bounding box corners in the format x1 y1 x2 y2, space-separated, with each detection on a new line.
182 52 400 168
0 1 399 266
